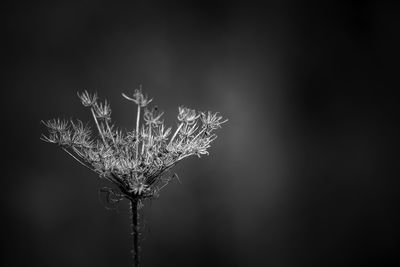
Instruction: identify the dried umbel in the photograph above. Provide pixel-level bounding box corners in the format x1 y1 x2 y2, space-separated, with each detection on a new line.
41 86 227 266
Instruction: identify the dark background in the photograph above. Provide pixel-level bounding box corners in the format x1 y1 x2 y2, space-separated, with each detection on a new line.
2 1 398 266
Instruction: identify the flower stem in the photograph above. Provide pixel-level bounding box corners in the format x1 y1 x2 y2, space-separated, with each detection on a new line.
192 127 206 143
130 198 140 267
105 120 115 144
136 105 141 162
168 123 183 147
91 107 107 146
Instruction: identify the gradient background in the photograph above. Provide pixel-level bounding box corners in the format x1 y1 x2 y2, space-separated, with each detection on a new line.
2 1 398 266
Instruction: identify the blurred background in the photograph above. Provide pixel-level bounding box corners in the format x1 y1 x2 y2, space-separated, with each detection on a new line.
2 1 398 266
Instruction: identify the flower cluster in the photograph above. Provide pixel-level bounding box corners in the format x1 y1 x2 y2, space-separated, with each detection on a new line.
41 87 227 201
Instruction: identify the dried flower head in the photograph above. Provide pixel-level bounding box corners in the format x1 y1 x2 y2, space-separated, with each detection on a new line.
42 118 68 132
77 90 98 107
201 111 228 131
178 106 199 124
122 86 153 107
95 100 112 120
144 106 164 126
70 120 92 147
42 88 227 202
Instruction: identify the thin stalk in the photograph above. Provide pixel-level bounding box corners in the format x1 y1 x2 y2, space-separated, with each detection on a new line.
141 139 145 155
177 152 194 162
148 123 152 144
136 105 141 161
105 120 115 144
130 198 140 267
91 108 107 146
141 128 145 155
168 123 183 147
146 124 152 162
192 127 206 143
177 135 185 146
62 147 94 172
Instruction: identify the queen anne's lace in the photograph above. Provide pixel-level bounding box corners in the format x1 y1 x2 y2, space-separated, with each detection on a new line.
41 87 227 200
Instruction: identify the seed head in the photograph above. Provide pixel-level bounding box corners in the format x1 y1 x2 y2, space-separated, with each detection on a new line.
122 86 153 107
144 106 164 126
154 124 171 142
77 91 98 107
41 118 68 133
201 111 228 130
95 100 112 120
178 106 199 125
70 120 92 147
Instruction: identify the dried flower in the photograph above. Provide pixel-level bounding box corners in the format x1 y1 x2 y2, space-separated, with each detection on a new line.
122 86 152 107
95 100 112 120
154 124 171 142
70 120 92 147
178 106 199 124
144 106 164 126
201 111 228 131
41 87 227 267
43 89 226 199
77 90 98 107
41 118 68 133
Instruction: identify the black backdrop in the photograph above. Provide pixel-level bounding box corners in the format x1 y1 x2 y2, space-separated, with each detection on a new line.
2 1 398 266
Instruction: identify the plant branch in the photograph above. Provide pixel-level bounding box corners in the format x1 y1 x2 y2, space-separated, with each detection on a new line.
91 107 107 146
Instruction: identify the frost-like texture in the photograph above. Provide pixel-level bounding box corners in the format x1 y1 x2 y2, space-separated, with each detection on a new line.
41 87 227 201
